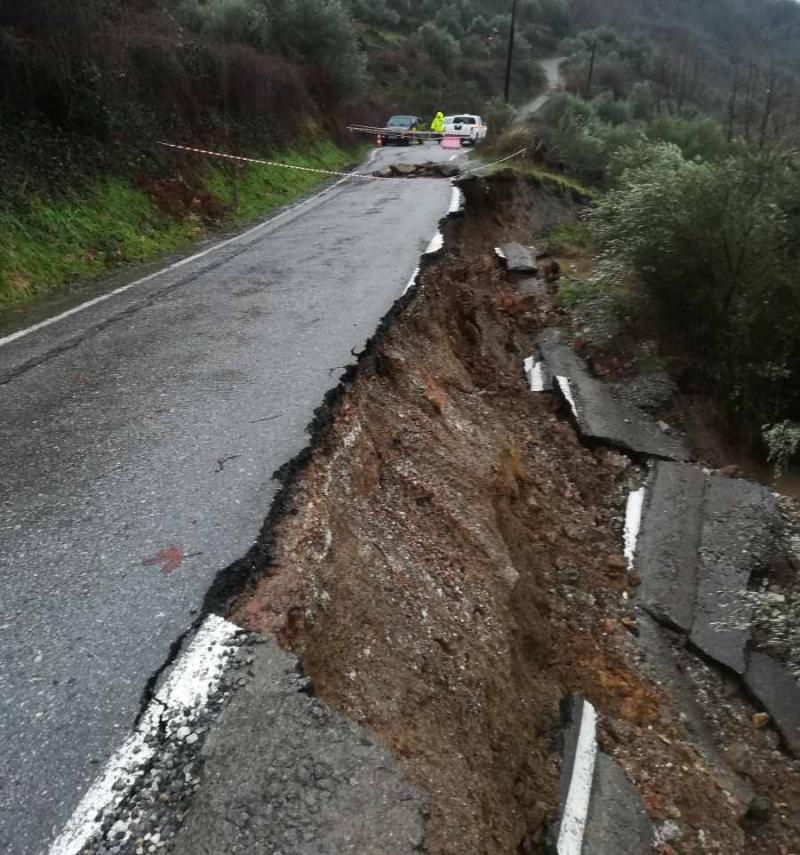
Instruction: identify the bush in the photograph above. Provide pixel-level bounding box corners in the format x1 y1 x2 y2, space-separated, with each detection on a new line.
536 92 643 181
645 115 731 161
483 96 516 143
591 143 800 437
764 421 800 475
412 22 461 74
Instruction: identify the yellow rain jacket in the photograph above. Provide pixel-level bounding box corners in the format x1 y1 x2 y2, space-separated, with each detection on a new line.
430 112 445 133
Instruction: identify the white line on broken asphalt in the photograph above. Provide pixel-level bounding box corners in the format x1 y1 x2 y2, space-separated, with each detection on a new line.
556 375 578 419
624 487 646 571
49 615 242 855
523 356 550 392
448 185 465 214
425 230 444 254
557 699 598 855
403 266 421 295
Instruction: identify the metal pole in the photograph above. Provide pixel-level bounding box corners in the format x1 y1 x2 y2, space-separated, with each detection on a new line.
504 0 518 103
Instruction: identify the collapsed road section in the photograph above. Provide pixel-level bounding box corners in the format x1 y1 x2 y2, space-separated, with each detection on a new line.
633 462 800 755
68 171 800 854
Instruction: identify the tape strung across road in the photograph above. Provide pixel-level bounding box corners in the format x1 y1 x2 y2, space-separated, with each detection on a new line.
158 141 394 180
458 147 528 176
159 141 528 182
347 123 442 140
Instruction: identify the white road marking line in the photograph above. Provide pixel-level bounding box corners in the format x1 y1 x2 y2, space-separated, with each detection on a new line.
425 230 444 254
557 699 598 855
624 487 646 571
448 186 465 213
523 357 549 392
556 375 578 419
448 153 458 161
49 615 241 855
0 171 358 350
403 266 421 295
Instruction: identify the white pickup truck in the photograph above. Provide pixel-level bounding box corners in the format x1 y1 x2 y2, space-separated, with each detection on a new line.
443 114 487 145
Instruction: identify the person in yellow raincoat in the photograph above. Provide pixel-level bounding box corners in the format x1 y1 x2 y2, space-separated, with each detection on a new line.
430 111 445 140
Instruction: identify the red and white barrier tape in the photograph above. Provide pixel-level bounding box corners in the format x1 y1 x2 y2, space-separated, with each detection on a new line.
159 141 529 181
458 147 528 176
158 141 389 180
347 124 440 139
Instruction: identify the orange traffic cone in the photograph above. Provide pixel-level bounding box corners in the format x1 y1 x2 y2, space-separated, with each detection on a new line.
376 133 383 147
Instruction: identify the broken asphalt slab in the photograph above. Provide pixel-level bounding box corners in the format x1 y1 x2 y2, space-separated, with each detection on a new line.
547 695 653 855
636 463 778 673
633 463 800 756
635 463 707 632
690 474 778 674
517 277 551 299
744 652 800 757
171 640 428 855
495 241 536 273
535 329 688 461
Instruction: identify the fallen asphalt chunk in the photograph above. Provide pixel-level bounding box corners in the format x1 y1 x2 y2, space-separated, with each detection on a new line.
632 464 800 756
744 651 800 756
690 475 778 675
585 753 655 855
635 462 706 632
171 641 428 855
524 356 553 392
517 276 551 298
547 694 653 855
495 241 536 273
535 329 688 461
634 464 779 675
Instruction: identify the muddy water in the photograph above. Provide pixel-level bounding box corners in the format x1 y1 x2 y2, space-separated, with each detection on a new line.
749 462 800 499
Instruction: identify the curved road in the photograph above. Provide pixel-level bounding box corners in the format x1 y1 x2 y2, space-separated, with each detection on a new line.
520 56 566 118
0 142 459 854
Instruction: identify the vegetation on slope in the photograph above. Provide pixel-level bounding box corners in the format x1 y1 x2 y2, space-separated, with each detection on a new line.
0 140 350 313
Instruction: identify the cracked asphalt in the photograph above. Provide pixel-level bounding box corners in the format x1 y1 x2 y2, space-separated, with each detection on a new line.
0 142 460 854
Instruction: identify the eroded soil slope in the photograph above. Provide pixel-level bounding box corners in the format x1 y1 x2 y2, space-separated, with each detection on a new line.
232 176 799 854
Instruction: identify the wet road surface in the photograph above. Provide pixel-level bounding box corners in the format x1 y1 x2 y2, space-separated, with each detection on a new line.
0 142 460 854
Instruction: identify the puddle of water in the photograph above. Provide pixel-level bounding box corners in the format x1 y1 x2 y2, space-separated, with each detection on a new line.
749 463 800 499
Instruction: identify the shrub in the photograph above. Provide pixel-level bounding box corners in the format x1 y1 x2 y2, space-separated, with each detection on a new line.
412 22 461 74
646 115 731 161
591 143 800 437
764 421 800 475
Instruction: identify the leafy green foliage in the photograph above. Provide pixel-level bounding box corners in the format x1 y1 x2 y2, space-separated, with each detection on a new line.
590 143 800 437
764 421 800 476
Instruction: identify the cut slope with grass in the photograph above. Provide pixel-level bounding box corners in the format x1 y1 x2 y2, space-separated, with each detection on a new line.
0 141 351 313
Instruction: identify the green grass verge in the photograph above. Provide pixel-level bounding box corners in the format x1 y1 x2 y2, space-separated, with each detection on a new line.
0 139 351 312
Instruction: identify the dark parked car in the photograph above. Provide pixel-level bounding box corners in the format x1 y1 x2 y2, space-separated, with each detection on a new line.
383 115 423 145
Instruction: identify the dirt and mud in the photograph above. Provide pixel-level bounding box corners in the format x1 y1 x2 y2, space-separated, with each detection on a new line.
230 174 800 854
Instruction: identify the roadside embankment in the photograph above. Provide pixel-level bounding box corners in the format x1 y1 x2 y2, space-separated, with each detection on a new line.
219 172 799 853
0 140 351 320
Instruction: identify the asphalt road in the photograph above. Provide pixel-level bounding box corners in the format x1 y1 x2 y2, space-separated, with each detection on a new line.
0 141 460 854
519 56 565 118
